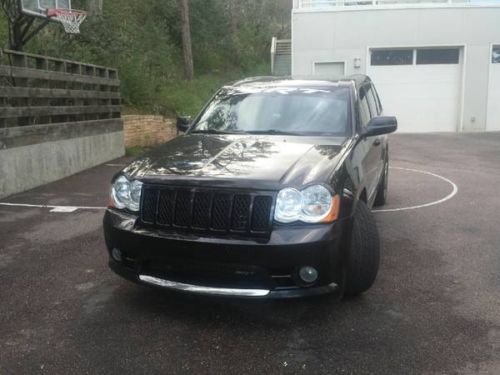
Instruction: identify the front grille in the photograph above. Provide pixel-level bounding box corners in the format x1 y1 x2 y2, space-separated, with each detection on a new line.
140 186 274 236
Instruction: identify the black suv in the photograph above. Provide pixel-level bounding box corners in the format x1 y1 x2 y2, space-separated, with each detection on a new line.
103 75 397 298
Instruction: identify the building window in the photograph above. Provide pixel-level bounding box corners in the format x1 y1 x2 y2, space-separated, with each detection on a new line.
493 46 500 64
416 48 459 64
371 49 413 66
314 62 345 77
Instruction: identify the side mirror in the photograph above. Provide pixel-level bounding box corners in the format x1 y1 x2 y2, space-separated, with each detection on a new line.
363 116 397 137
176 116 192 133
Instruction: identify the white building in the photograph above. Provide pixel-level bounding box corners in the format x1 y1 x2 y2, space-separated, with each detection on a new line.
274 0 500 132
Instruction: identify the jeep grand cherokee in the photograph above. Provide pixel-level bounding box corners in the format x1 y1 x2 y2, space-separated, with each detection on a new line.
103 75 397 298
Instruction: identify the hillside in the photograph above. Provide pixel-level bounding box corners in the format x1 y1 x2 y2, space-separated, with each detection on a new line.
0 0 291 116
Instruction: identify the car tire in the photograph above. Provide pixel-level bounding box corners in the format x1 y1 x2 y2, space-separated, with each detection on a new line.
374 156 389 207
344 200 380 297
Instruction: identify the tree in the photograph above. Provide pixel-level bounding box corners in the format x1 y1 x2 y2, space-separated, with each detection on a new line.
0 0 50 50
87 0 103 16
180 0 193 80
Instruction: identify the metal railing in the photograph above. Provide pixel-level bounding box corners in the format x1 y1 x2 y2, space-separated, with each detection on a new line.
295 0 500 8
270 38 292 75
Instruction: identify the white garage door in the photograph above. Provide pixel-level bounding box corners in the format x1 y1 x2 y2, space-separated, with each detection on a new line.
487 45 500 131
367 47 462 133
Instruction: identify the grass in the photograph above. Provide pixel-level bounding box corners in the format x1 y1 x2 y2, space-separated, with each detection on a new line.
121 74 233 117
160 74 235 117
159 65 270 117
122 65 271 117
125 146 152 157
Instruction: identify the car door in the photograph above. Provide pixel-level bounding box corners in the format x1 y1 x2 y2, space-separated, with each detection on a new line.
356 84 383 205
364 83 385 200
353 85 377 203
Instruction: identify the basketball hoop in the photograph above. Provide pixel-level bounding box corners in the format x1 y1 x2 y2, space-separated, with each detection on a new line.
46 8 87 34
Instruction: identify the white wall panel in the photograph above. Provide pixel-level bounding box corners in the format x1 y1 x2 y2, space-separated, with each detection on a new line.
487 62 500 131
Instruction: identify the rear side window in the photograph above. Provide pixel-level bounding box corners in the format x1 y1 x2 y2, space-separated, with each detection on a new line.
358 88 371 127
371 84 383 114
365 85 379 117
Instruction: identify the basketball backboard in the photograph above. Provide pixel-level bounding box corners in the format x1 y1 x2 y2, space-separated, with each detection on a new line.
20 0 72 19
19 0 87 34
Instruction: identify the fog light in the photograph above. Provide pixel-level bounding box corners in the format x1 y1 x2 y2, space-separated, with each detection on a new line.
111 248 122 262
299 266 318 284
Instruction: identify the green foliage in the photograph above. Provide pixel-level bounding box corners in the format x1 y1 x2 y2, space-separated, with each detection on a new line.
0 0 291 115
0 11 7 43
160 74 233 116
126 146 152 157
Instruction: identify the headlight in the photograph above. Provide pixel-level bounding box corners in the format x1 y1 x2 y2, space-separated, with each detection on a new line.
301 185 332 223
275 188 302 223
274 184 339 224
110 175 143 212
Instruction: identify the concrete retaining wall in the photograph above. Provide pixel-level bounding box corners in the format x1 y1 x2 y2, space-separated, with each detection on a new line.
0 119 124 199
123 115 176 148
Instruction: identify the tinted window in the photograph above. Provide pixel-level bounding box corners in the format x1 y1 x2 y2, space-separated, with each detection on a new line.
417 48 459 64
372 84 383 114
358 88 371 127
371 49 413 66
365 85 379 117
193 87 352 136
493 46 500 64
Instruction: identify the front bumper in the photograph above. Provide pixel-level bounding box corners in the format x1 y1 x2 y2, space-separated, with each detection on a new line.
103 209 350 298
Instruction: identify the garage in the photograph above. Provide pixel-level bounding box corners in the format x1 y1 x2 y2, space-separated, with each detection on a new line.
367 47 463 133
487 45 500 131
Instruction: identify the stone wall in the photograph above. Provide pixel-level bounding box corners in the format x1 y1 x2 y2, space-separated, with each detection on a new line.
123 115 177 148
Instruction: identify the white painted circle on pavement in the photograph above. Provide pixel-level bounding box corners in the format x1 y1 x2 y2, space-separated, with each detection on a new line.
0 167 458 214
373 167 458 213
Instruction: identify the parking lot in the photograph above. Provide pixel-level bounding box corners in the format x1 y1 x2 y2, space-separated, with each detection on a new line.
1 133 500 374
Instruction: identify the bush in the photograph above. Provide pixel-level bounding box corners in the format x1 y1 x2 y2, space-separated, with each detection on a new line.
0 0 291 115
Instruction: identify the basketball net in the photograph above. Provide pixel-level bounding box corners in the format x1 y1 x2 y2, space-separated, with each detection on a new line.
46 9 87 34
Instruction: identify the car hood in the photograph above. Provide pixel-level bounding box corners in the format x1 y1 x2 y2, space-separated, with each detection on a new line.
123 134 348 189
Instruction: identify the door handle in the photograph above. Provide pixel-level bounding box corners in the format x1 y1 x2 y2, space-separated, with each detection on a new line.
373 139 381 146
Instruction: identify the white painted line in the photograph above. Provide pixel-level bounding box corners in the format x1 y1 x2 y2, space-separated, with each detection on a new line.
0 202 105 211
105 163 126 167
50 206 79 213
373 167 458 213
0 166 458 215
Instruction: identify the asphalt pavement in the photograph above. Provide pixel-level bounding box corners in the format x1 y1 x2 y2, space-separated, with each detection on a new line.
1 133 500 374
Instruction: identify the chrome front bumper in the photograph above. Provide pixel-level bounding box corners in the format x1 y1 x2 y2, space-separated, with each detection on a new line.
137 274 339 298
139 275 271 297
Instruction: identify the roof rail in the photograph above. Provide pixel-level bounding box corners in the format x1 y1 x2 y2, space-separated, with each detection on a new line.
345 74 371 86
231 76 286 86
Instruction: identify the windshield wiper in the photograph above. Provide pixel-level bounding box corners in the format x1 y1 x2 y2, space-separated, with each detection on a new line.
190 129 301 136
190 129 247 135
245 129 301 136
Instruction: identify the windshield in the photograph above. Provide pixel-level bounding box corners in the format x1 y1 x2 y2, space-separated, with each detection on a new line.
191 86 351 136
